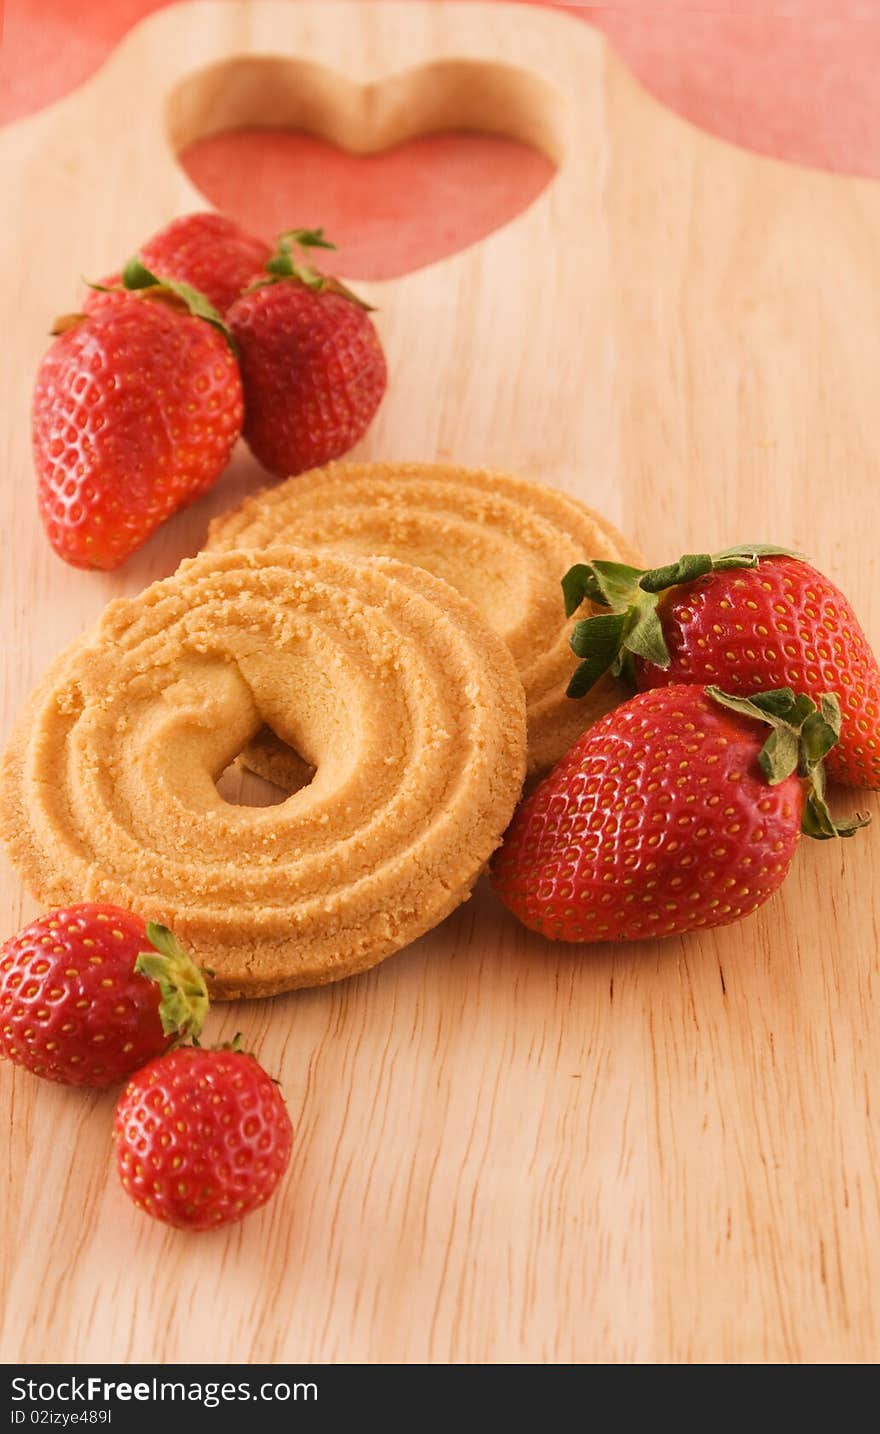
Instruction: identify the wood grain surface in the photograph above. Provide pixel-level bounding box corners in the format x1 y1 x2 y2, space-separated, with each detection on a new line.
1 0 879 1365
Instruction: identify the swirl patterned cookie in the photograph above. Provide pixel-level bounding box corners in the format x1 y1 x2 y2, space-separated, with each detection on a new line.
0 547 526 998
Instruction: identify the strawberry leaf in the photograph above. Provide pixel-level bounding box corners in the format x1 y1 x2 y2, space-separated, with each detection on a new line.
745 687 799 718
639 544 802 594
562 563 607 616
166 278 228 330
121 256 157 290
706 685 871 840
278 227 336 252
712 543 805 565
260 229 376 310
265 249 298 280
757 726 800 784
119 257 234 347
637 553 715 592
563 560 643 616
135 922 210 1042
567 613 629 696
562 559 669 695
800 707 841 766
622 603 669 668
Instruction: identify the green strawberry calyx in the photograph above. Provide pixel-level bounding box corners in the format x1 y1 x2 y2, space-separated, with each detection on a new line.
134 922 210 1042
707 686 870 841
562 545 802 699
121 257 233 340
250 228 376 310
82 259 235 350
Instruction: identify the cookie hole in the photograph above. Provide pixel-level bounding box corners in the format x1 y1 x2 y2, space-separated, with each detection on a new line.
215 727 314 807
215 765 288 808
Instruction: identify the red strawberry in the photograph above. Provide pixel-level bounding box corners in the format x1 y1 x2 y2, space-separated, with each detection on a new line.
139 212 272 315
562 547 880 789
0 907 208 1087
114 1045 293 1231
83 215 270 314
227 228 386 477
83 214 271 318
491 684 866 943
34 275 243 569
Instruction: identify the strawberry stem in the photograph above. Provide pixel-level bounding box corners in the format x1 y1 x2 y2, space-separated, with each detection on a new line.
135 923 210 1042
256 230 376 311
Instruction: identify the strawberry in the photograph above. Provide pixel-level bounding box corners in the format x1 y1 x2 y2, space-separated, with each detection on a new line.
83 214 271 318
562 547 880 789
34 263 243 569
114 1045 293 1231
227 228 386 477
491 684 866 943
140 212 271 315
0 907 208 1087
86 212 273 316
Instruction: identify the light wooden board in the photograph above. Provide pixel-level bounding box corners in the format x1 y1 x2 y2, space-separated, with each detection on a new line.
2 0 879 1365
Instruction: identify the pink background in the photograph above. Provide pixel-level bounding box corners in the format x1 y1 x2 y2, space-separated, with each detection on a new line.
1 1 878 276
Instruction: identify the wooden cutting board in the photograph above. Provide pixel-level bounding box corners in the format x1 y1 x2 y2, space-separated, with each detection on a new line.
2 0 879 1365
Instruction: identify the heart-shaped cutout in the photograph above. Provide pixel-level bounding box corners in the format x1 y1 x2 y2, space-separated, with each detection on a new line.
180 128 555 281
167 57 560 280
